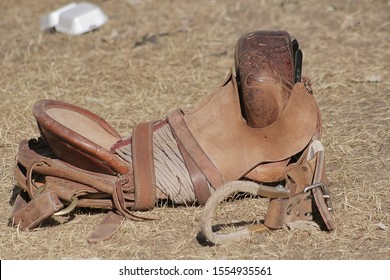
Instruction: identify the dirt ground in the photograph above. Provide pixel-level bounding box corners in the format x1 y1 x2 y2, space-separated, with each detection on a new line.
0 0 389 260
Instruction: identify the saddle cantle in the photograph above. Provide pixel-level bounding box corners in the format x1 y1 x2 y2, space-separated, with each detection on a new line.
10 30 335 244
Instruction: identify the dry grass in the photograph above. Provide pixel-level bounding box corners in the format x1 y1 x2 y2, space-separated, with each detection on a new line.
0 0 389 259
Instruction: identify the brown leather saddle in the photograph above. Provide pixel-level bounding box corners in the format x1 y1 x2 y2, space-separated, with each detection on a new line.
10 30 335 244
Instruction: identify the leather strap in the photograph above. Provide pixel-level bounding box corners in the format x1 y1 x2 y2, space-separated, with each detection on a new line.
264 192 312 229
174 134 210 205
87 211 125 243
10 190 63 230
167 109 224 189
16 140 117 196
263 140 335 230
310 143 335 230
264 157 314 229
131 121 156 210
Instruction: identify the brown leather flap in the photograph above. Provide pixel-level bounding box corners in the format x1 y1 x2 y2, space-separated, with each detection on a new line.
10 191 63 230
181 74 319 183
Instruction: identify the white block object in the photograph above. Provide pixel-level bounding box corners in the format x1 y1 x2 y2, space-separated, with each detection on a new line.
40 2 108 35
40 2 78 31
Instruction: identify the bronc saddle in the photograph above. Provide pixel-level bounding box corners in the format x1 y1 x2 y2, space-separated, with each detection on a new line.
9 30 335 245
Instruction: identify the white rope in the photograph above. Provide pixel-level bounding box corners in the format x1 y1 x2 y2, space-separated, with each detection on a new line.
115 124 198 204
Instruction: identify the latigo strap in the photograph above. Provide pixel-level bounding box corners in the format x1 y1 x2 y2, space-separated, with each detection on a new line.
9 30 335 244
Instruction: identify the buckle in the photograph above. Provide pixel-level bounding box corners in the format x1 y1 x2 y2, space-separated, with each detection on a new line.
53 196 78 216
304 182 333 212
304 182 327 193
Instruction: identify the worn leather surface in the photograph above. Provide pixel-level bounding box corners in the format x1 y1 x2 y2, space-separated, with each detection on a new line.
14 140 129 216
131 122 156 210
180 72 319 185
10 190 63 230
235 30 299 128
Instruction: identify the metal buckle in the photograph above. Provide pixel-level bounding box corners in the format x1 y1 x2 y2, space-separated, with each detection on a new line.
304 182 327 194
304 182 333 212
53 196 78 216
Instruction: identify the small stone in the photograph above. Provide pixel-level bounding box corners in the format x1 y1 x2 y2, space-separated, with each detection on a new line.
365 74 382 83
326 5 336 12
377 222 388 231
